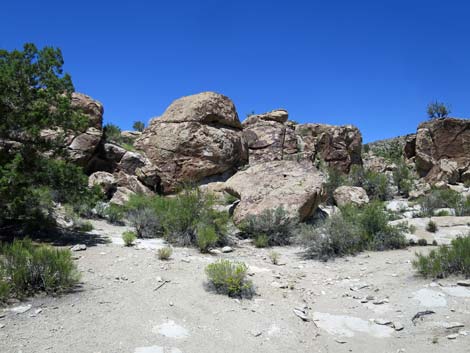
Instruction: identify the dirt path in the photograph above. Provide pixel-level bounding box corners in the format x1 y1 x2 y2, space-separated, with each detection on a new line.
1 220 469 353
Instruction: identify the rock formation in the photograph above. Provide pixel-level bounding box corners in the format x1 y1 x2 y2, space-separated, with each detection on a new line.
135 92 248 193
224 160 326 224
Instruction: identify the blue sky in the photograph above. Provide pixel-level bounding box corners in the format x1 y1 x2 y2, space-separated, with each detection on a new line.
1 0 469 142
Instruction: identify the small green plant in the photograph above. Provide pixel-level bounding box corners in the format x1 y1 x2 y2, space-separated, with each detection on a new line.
409 224 417 234
435 209 450 217
325 167 347 205
196 225 219 253
76 220 93 232
417 239 428 246
413 234 470 278
426 220 438 233
122 231 137 246
205 260 254 298
268 251 280 265
254 234 269 248
133 120 145 132
157 246 173 260
224 193 238 205
121 143 136 152
427 101 451 119
105 204 125 225
241 207 297 246
126 206 162 238
0 239 80 299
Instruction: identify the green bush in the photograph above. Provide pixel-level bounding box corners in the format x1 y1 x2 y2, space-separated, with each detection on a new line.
298 215 362 260
133 121 145 132
426 220 438 233
124 189 228 247
240 207 297 246
418 189 469 217
417 239 428 246
361 170 391 201
205 260 254 298
325 168 347 205
435 210 450 217
0 239 80 299
104 204 125 225
126 207 162 238
254 234 269 248
393 159 414 197
371 140 403 163
413 235 470 278
76 220 93 232
122 231 136 246
300 202 407 260
268 251 280 265
427 101 451 119
196 225 219 253
157 247 172 260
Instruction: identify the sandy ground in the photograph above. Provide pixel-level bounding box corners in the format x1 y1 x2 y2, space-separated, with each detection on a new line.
1 219 469 353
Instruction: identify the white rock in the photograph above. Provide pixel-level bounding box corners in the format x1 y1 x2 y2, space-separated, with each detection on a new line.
221 246 233 253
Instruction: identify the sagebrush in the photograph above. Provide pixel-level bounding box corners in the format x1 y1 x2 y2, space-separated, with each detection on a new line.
205 260 254 298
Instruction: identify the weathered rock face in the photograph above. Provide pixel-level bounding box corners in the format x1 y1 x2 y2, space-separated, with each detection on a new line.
296 124 362 173
71 93 104 130
88 171 116 197
66 93 104 170
333 186 369 207
135 92 248 193
242 110 289 164
224 160 326 224
414 118 470 183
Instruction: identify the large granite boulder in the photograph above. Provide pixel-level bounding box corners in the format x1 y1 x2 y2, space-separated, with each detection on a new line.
135 92 248 193
224 160 326 224
296 123 362 173
71 92 104 130
333 186 369 207
242 110 289 164
414 118 470 183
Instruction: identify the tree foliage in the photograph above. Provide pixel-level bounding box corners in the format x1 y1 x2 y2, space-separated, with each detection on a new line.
133 120 145 132
0 43 100 232
427 101 451 119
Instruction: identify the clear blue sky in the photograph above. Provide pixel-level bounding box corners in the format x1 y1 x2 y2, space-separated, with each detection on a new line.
1 0 469 142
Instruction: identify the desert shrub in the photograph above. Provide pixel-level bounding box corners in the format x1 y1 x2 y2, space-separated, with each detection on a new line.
0 276 10 303
417 239 428 246
298 215 362 260
125 189 228 247
268 251 280 265
409 224 417 234
103 123 122 143
75 220 93 232
0 239 80 299
426 220 438 233
122 231 136 246
133 121 145 132
205 260 254 298
435 210 450 217
254 234 269 248
325 167 347 205
157 247 172 260
224 193 238 205
413 234 470 278
418 188 467 217
372 140 403 163
104 204 125 225
121 143 136 152
240 207 297 246
126 207 162 238
196 225 219 253
393 159 414 197
427 101 451 119
361 170 391 201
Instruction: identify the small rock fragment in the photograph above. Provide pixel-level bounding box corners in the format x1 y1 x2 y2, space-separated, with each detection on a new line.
444 322 465 330
221 246 233 253
251 330 262 337
293 307 310 322
393 322 404 331
70 244 87 252
10 304 32 314
447 334 458 340
374 318 392 326
457 280 470 287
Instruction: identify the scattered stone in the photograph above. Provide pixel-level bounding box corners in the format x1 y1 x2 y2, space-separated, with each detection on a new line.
446 333 458 340
350 284 369 291
373 299 388 305
392 322 404 331
411 310 435 324
459 330 469 336
221 246 233 253
374 318 392 326
9 304 32 314
444 322 465 330
457 280 470 287
0 323 4 329
181 258 191 263
251 330 262 337
209 249 222 255
70 244 87 252
335 338 347 344
293 307 310 322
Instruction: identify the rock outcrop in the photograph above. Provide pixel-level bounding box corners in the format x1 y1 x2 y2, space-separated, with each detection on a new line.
225 160 326 224
295 124 362 173
242 110 362 173
412 118 470 183
333 186 369 207
135 92 248 193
